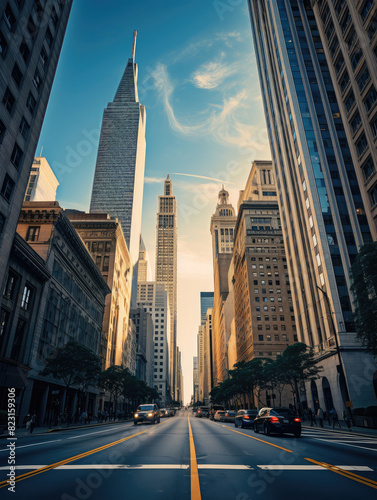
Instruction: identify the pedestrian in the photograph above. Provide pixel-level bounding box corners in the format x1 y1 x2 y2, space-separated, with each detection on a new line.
317 407 324 428
309 408 317 427
330 408 341 429
343 410 352 431
80 411 86 425
29 412 36 433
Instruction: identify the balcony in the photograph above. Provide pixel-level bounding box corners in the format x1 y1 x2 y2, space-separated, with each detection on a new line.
312 336 337 356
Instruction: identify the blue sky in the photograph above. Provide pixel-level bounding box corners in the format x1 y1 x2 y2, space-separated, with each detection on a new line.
37 0 270 403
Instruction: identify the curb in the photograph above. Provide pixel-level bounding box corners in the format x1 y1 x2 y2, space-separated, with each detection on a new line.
302 425 377 439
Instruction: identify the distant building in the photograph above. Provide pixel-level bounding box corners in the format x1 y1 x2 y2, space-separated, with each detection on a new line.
193 356 199 404
210 187 237 386
155 175 178 399
66 211 132 371
130 307 154 387
24 157 59 202
0 0 73 314
13 202 109 425
90 31 146 302
137 282 170 405
138 236 150 283
200 291 214 325
233 161 297 364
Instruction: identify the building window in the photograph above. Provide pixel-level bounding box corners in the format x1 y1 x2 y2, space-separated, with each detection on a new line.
356 133 368 157
95 256 101 269
20 39 30 63
11 63 23 87
103 256 109 272
19 117 30 140
4 4 16 31
26 226 40 242
39 47 48 68
1 174 15 202
0 212 5 236
33 70 43 92
0 119 5 144
0 30 8 57
258 335 263 341
45 27 53 47
266 335 271 342
2 87 15 113
3 271 18 300
364 86 377 113
26 92 37 115
0 309 10 340
21 284 32 310
350 112 361 134
10 143 23 168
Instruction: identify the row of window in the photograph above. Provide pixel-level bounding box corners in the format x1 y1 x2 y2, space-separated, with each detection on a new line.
258 334 288 342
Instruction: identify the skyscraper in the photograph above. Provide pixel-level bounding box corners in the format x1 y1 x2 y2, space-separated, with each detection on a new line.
156 175 178 399
200 291 214 325
310 0 377 238
138 235 149 283
0 0 73 294
90 31 146 294
248 0 376 410
24 157 59 202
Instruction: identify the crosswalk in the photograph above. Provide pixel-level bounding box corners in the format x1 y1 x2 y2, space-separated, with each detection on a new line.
302 429 377 452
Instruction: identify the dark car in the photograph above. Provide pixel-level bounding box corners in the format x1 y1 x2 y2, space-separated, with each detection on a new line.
196 406 209 418
134 404 160 425
234 409 258 428
253 407 301 437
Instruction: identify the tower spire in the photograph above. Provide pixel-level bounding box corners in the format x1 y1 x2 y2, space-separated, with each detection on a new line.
131 30 137 60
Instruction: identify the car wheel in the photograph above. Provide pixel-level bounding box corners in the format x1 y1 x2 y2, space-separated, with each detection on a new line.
254 423 259 433
264 423 271 436
294 431 301 438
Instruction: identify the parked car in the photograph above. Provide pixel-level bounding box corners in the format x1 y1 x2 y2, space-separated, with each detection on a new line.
222 411 236 423
159 408 169 418
134 404 160 425
234 409 258 428
196 406 209 418
253 407 301 437
214 410 225 421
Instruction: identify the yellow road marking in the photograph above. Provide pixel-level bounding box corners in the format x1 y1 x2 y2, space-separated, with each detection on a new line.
214 423 292 453
0 421 167 488
188 418 202 500
305 458 377 489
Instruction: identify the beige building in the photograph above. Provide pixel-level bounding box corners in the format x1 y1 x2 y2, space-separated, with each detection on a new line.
138 236 149 283
156 175 178 399
24 157 59 202
210 188 237 386
67 212 133 371
193 356 199 404
233 161 296 364
311 0 377 238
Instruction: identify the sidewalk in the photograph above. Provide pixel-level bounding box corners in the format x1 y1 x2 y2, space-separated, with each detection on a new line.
302 419 377 438
0 418 132 440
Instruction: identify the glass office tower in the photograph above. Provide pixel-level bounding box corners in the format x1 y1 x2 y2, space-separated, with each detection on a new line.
247 0 375 411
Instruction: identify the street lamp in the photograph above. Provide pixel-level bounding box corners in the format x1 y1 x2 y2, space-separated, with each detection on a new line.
316 285 354 424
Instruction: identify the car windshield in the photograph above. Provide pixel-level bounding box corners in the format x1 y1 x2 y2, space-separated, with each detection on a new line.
246 410 258 415
227 412 236 416
137 405 154 411
217 411 225 414
271 408 295 416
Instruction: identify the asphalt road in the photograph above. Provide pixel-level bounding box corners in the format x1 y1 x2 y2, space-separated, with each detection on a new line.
1 409 377 499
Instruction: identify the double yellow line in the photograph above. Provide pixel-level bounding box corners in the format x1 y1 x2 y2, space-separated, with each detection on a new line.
188 417 202 500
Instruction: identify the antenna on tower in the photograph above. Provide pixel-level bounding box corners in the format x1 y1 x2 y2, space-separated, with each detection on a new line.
131 30 137 60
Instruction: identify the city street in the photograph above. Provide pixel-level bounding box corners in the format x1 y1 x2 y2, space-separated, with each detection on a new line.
1 409 377 499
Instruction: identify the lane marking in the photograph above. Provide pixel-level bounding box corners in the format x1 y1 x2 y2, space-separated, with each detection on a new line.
257 465 374 471
188 418 202 500
314 439 377 452
305 458 377 489
67 428 125 439
212 422 293 453
0 440 62 452
2 464 372 472
0 421 168 488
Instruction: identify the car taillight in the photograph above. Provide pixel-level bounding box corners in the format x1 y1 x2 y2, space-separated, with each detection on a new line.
294 418 301 422
243 415 250 419
270 416 279 422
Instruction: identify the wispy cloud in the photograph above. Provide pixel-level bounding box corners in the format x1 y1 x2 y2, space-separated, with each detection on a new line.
173 173 235 184
170 32 243 63
191 58 243 90
144 177 165 183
